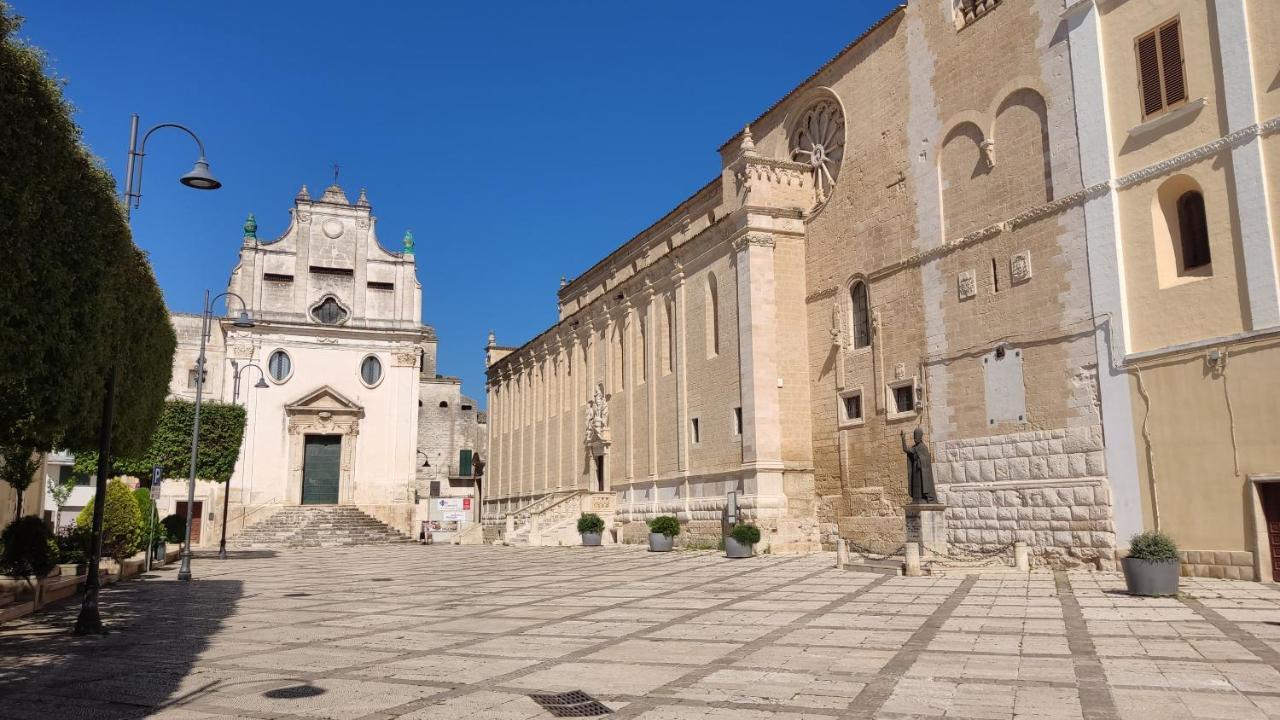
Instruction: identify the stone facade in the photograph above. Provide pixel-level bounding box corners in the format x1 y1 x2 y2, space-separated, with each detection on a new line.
485 0 1280 573
159 184 485 543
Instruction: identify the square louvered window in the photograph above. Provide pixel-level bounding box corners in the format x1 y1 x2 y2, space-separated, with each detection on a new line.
1136 18 1187 119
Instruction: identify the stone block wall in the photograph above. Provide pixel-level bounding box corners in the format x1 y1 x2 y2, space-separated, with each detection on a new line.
936 425 1116 568
1177 550 1255 580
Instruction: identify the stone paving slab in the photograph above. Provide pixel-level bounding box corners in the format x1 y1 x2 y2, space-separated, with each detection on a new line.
0 546 1279 719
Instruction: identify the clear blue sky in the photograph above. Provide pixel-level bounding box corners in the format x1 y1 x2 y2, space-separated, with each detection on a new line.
15 1 901 407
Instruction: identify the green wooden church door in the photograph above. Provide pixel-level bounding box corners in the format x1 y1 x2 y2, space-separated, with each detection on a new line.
302 435 341 505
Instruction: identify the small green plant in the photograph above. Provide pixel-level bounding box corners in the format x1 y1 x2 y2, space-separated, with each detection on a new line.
577 513 605 535
1127 530 1178 562
648 516 681 538
0 516 57 578
730 523 761 546
161 514 186 544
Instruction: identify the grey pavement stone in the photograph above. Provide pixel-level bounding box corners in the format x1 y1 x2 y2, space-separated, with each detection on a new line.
1 547 1280 720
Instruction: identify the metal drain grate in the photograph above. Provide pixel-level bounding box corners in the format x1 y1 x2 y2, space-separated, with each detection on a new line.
529 691 612 717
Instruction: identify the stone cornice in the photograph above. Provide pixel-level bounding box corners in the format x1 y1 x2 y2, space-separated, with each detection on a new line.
731 232 777 252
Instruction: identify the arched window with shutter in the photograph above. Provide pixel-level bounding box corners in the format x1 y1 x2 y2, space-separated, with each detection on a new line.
849 281 871 349
1177 190 1210 271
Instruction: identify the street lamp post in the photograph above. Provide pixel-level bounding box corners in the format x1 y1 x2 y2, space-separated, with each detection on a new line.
75 115 222 636
218 361 267 560
177 292 254 581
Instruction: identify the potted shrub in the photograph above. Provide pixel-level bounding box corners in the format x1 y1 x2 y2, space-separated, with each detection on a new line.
578 513 605 547
1 516 58 601
55 524 89 576
1122 530 1180 596
648 516 680 552
726 523 761 559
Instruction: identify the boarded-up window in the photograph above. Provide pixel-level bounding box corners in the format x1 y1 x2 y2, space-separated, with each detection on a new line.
1136 18 1187 118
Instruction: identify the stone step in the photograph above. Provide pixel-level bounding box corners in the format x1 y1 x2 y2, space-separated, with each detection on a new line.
233 505 411 548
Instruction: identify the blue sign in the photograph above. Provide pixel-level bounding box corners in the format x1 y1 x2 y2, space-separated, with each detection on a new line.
151 465 163 489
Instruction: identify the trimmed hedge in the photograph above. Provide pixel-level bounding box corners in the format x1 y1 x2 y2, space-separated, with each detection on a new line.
730 524 761 545
0 3 176 456
1128 531 1178 562
76 400 247 483
76 478 143 564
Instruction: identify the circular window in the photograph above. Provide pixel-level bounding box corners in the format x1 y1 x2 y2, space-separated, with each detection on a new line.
268 350 292 383
360 355 383 387
790 98 845 203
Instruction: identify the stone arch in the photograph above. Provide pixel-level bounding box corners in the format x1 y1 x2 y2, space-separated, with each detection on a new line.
939 120 989 239
993 87 1053 205
1151 174 1213 286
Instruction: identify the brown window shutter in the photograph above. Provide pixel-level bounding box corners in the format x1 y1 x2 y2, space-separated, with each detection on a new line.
1137 32 1164 116
1159 20 1186 106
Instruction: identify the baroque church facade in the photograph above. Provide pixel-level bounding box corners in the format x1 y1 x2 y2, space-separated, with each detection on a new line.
484 0 1280 578
161 183 485 544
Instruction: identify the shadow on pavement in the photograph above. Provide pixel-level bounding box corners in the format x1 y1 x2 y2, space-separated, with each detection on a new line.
0 564 246 719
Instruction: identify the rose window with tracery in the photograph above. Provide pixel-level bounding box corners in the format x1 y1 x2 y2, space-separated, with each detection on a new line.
790 99 845 203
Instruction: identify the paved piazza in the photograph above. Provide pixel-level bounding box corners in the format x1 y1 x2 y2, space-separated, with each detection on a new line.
2 547 1280 719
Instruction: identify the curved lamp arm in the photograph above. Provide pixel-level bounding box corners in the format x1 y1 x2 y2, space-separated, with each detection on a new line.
124 116 220 219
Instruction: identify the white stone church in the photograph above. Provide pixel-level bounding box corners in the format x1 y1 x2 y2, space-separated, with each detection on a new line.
157 183 485 546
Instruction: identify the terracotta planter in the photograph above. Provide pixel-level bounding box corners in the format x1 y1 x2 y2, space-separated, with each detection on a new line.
648 533 674 552
725 537 753 559
1122 557 1180 596
581 532 602 547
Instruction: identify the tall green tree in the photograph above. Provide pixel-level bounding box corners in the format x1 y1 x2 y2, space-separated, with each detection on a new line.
0 3 176 459
0 447 38 521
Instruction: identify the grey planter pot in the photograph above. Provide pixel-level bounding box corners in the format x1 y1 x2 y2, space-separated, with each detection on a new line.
1122 557 1180 596
581 532 602 547
649 533 674 552
725 537 753 558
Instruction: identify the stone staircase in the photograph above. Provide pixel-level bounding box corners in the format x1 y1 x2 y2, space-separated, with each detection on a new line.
503 490 617 546
234 506 412 548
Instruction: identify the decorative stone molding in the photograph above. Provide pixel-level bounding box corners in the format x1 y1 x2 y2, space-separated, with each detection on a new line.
355 217 370 229
1010 251 1032 284
392 350 419 367
283 386 364 506
958 270 977 300
732 233 776 252
296 211 312 224
1006 182 1109 230
1115 121 1270 189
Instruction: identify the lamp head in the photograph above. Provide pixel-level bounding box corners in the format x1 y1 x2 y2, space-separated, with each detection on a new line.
180 158 222 190
254 377 269 389
232 310 254 328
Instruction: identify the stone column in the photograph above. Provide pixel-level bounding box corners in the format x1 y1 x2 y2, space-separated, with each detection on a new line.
732 232 784 485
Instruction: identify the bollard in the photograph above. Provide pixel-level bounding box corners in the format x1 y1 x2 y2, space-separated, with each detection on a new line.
836 538 849 568
904 542 923 577
1014 541 1030 571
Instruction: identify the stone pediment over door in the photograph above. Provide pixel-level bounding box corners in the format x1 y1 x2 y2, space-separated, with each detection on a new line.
286 385 364 416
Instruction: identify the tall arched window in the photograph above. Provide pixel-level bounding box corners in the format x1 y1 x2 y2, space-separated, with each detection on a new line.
706 273 720 357
1177 191 1211 271
850 281 870 349
638 316 648 383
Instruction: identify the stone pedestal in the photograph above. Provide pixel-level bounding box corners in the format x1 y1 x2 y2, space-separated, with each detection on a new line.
905 503 947 558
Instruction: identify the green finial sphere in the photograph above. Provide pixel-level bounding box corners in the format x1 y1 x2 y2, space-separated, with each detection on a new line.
243 213 257 239
403 229 415 255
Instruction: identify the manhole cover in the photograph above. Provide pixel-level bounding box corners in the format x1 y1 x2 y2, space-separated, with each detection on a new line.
529 690 612 717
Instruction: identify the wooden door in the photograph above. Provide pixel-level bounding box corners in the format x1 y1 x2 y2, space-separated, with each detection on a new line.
303 435 341 505
176 501 203 544
1263 484 1280 578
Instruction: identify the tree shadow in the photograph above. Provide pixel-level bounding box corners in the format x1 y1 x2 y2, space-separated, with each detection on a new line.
0 565 247 718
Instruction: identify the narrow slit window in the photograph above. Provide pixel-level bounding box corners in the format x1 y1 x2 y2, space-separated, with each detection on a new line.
850 281 870 349
991 258 1000 293
733 407 743 436
691 418 701 444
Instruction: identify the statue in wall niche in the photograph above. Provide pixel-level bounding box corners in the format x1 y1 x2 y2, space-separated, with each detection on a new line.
901 428 937 504
585 383 609 445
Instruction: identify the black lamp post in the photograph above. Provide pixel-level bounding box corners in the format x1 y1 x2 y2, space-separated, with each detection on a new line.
217 361 267 560
75 115 221 636
177 292 253 581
